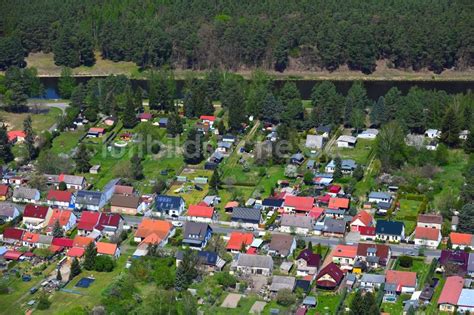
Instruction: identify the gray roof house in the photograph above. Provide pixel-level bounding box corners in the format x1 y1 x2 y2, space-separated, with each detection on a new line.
280 215 314 234
368 192 392 204
12 187 40 203
182 222 212 250
305 135 324 150
0 203 20 222
231 207 261 225
37 234 54 249
154 195 185 217
360 273 385 291
233 253 274 276
270 276 296 292
320 217 347 237
75 190 106 211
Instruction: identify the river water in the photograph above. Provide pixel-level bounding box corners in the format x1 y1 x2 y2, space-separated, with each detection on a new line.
39 77 473 100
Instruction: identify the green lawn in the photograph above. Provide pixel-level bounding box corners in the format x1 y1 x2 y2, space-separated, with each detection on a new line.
310 292 341 315
331 138 374 165
50 131 84 155
394 199 422 235
1 107 62 132
381 294 410 315
395 258 430 289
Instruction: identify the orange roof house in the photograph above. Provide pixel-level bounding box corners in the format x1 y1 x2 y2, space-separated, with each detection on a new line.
415 227 441 241
47 209 76 233
332 244 358 259
67 247 85 258
328 197 350 210
96 242 120 257
450 232 473 249
226 232 254 251
72 236 94 248
134 218 173 246
7 130 26 143
187 205 214 219
22 232 40 245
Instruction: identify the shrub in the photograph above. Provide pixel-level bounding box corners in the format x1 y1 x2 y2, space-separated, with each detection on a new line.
37 292 52 310
215 272 237 288
151 143 161 154
94 255 116 272
399 255 413 268
277 289 296 306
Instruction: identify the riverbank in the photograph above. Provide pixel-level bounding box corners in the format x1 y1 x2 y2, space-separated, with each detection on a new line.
23 52 474 82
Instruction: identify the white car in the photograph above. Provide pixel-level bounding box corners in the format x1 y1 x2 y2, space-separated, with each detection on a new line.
172 221 183 227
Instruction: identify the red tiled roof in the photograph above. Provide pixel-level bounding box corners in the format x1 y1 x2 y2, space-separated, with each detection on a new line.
386 270 417 289
96 242 118 256
22 232 40 243
359 226 376 236
351 211 373 227
284 196 314 212
317 194 331 204
225 201 239 209
328 185 342 193
226 232 254 251
67 247 85 257
0 184 9 196
48 209 73 227
23 204 49 219
47 190 72 202
77 211 100 231
200 115 216 121
3 227 24 240
139 113 152 120
4 250 22 260
438 276 464 306
135 218 172 239
246 247 257 254
415 227 441 241
72 236 94 248
96 213 121 230
328 197 350 210
187 205 214 218
450 232 472 246
52 237 74 247
7 130 25 142
332 244 357 258
309 207 324 219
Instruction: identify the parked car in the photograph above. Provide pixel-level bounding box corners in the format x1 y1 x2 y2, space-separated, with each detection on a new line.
29 287 38 294
172 221 183 227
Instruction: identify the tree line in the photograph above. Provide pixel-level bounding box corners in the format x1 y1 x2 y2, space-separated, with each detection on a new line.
0 0 472 73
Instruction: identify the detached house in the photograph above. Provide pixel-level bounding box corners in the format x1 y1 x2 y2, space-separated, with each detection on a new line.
283 196 314 213
268 234 296 257
385 270 417 294
316 262 344 290
336 135 357 148
0 203 20 222
182 222 212 250
356 243 391 268
231 207 261 228
187 204 214 223
360 274 385 292
46 190 74 208
12 187 40 204
95 213 123 237
75 190 106 211
350 211 374 232
417 214 443 230
450 232 474 250
2 227 24 244
0 184 9 200
46 209 77 234
414 227 442 249
77 211 100 236
438 276 464 313
296 249 321 276
325 159 357 174
233 253 273 276
134 219 174 248
368 192 392 204
305 135 324 151
280 215 314 235
226 232 254 253
376 220 405 242
332 244 358 270
110 194 142 215
154 195 185 217
55 174 86 190
328 197 350 210
22 204 50 230
96 242 120 258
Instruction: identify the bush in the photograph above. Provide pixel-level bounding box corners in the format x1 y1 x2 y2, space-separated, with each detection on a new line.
151 143 161 154
277 289 296 306
399 255 413 268
215 272 237 288
37 292 52 310
94 255 116 272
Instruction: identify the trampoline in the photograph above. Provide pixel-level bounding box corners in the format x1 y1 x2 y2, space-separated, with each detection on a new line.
75 277 95 288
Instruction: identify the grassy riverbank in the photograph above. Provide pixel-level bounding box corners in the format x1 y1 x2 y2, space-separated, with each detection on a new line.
24 52 474 81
